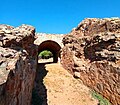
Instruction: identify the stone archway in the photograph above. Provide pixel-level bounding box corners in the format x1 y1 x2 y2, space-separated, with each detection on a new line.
38 40 61 63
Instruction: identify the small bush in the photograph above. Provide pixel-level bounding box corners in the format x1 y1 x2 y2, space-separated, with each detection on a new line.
91 91 111 105
39 50 53 59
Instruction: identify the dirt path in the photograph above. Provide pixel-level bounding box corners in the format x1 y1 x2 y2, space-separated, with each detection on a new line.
32 62 98 105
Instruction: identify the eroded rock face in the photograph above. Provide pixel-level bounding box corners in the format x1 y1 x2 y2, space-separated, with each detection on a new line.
61 18 120 105
0 24 37 105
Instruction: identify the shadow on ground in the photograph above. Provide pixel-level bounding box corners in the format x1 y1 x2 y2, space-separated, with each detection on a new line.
32 62 52 105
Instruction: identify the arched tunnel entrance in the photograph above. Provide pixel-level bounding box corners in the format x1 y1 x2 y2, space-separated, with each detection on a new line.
32 40 62 105
38 40 61 63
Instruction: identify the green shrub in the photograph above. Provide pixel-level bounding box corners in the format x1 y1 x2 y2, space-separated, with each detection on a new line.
39 50 53 59
91 91 111 105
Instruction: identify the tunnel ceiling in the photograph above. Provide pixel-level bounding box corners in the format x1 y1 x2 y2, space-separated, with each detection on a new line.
38 40 61 54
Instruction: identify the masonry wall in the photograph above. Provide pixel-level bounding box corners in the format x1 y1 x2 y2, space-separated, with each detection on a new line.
35 33 64 48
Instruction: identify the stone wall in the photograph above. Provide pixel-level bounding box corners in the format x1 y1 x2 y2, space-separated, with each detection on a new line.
61 18 120 105
0 25 38 105
35 33 64 48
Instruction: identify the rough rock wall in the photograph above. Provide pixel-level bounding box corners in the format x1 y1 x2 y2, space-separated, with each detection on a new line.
0 25 37 105
61 18 120 105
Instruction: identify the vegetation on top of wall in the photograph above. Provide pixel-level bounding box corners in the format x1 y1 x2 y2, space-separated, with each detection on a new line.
39 50 53 59
91 91 111 105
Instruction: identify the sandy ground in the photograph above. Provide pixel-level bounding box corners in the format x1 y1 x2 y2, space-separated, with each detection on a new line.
38 58 53 63
34 60 98 105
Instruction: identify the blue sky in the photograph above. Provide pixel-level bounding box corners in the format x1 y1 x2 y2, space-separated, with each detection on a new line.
0 0 120 34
